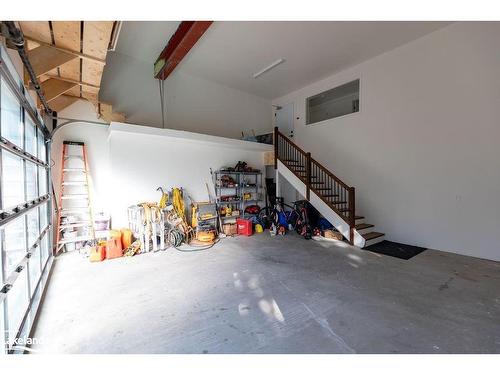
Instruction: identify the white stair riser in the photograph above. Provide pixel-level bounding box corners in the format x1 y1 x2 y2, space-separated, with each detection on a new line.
355 217 365 225
364 235 385 247
356 226 375 236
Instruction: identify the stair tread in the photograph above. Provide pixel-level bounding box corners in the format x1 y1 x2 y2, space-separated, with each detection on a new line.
323 194 339 197
356 223 374 230
355 215 364 220
362 231 384 241
331 201 347 205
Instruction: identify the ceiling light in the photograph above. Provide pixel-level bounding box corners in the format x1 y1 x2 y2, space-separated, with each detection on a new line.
253 58 285 79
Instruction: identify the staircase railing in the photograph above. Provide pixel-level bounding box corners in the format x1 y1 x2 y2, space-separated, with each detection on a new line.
274 127 356 244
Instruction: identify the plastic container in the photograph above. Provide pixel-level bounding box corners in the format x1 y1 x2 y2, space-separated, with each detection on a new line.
89 246 106 262
109 229 121 240
237 218 253 236
94 213 110 231
120 228 133 249
105 238 123 259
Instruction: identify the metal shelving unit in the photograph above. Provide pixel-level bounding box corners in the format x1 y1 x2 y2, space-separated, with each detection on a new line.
213 170 263 220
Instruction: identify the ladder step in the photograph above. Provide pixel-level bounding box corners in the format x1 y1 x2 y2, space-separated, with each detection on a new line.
61 195 88 200
58 235 93 245
59 223 92 230
62 181 87 186
63 168 86 172
61 219 91 224
61 208 91 213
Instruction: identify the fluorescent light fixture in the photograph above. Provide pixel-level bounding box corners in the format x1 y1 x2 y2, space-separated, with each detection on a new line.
253 58 285 78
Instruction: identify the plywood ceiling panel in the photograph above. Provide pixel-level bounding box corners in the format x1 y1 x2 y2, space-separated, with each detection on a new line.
49 94 79 112
19 21 52 44
52 21 81 97
82 21 113 89
18 20 123 121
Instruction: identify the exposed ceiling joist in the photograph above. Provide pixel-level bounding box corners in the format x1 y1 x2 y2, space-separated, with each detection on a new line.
40 78 77 102
154 21 213 80
44 75 100 90
18 21 125 122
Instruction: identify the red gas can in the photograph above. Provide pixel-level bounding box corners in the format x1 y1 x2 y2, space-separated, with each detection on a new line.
236 218 253 236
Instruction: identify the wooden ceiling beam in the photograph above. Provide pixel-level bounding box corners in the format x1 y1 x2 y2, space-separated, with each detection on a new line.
27 45 78 78
41 78 78 102
154 21 213 80
24 36 106 65
44 75 100 90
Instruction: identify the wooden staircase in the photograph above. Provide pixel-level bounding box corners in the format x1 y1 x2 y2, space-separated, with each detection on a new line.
274 127 384 248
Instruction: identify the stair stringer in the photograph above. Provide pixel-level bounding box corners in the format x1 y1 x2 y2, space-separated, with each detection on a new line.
277 160 366 247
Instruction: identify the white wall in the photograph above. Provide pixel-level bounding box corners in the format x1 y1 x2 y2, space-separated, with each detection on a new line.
100 52 273 139
51 122 111 215
273 22 500 261
51 121 271 229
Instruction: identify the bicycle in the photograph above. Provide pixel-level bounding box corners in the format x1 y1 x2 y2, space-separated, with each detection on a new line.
258 197 301 232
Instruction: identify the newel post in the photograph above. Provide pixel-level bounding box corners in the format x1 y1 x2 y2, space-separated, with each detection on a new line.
349 187 355 245
306 152 311 201
274 126 279 169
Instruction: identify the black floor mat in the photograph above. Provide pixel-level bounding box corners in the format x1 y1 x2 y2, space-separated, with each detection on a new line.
364 240 426 260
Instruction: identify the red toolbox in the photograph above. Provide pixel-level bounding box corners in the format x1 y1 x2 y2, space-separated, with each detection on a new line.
237 218 253 236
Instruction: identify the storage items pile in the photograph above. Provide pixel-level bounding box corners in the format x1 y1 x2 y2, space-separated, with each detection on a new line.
84 160 344 263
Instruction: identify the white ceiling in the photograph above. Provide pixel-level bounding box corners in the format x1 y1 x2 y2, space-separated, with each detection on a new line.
108 21 450 99
114 21 181 64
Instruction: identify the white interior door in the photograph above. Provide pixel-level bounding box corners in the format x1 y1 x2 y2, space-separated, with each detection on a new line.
275 103 294 139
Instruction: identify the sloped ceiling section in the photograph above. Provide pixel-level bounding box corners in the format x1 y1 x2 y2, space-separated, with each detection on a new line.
19 21 125 122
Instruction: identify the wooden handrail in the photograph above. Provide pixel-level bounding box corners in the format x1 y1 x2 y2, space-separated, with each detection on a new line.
276 128 307 156
274 127 356 244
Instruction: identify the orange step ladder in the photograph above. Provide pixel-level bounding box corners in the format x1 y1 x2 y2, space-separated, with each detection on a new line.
55 141 96 254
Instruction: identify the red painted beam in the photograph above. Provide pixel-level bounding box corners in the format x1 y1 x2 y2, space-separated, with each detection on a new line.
154 21 213 80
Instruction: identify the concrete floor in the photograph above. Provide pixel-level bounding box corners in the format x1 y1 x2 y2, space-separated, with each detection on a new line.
31 234 500 354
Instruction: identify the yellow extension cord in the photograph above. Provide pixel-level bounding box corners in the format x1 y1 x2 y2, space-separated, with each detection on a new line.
172 188 186 221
